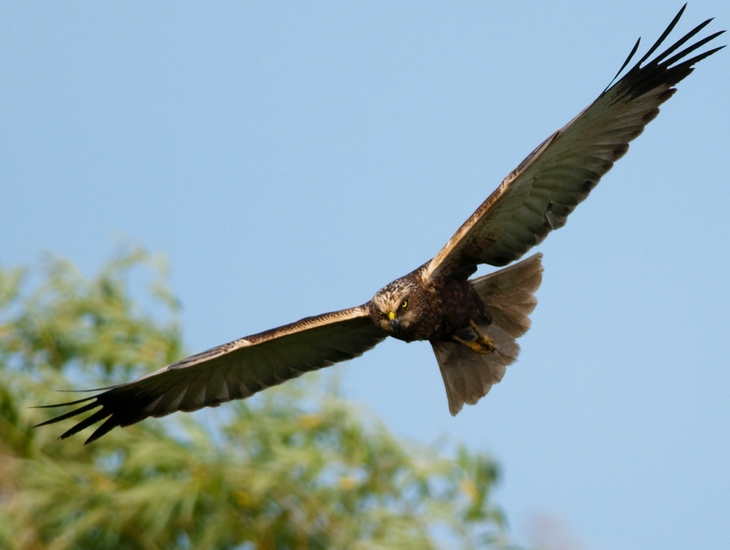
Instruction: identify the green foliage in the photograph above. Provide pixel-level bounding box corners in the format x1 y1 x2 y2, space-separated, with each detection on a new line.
0 249 512 549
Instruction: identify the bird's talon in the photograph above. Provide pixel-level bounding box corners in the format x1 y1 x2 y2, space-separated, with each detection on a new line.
452 335 496 355
478 335 496 353
466 320 496 353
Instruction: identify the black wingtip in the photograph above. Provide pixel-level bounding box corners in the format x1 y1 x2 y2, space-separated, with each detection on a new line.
32 395 98 411
33 394 116 444
634 4 688 67
660 29 726 69
33 399 99 428
33 384 131 441
57 408 113 440
605 37 642 92
604 6 725 98
83 416 120 444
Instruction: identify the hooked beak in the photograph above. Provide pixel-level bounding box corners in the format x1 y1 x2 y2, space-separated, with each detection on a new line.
387 311 398 331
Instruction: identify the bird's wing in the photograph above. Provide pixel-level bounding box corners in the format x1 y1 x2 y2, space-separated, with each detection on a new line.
36 305 386 443
425 6 724 281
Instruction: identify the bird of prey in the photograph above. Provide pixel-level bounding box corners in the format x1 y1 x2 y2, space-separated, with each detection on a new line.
38 6 724 443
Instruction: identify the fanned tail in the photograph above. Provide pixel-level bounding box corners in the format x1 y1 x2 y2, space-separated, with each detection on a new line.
432 253 543 415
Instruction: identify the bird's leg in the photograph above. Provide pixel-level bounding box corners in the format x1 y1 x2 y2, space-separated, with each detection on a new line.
452 320 496 355
469 319 497 352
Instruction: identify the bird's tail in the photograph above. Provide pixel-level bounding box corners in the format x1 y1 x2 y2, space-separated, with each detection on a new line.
431 253 543 415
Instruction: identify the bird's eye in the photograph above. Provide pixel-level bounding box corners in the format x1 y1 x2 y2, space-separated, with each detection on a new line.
379 310 388 317
400 299 408 309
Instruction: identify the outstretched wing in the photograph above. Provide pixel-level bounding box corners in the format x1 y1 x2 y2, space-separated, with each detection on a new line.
37 305 386 443
425 6 724 281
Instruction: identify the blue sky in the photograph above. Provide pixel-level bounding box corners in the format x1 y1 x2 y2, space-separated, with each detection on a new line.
2 2 728 549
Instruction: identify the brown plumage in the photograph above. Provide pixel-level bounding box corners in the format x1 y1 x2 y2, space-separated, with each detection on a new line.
37 6 724 443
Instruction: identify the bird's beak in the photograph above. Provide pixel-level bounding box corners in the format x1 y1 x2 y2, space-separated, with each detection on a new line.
387 311 398 330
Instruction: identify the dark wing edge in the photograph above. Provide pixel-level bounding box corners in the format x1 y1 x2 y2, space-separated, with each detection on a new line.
425 6 724 281
35 305 386 444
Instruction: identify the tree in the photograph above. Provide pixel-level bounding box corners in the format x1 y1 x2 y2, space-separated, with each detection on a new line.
0 248 513 549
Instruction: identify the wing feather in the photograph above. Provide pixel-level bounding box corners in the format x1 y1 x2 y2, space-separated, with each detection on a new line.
425 8 724 280
36 305 386 443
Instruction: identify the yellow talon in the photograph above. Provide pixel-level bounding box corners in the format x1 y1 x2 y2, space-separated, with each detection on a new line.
468 339 494 355
452 333 496 355
469 320 496 351
451 320 497 354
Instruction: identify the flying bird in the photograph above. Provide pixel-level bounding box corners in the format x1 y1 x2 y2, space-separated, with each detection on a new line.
38 6 724 443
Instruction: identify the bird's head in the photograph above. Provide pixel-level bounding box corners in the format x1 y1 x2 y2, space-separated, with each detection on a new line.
369 278 422 335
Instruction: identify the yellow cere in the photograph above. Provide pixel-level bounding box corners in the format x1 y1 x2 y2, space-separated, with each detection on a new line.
387 311 396 320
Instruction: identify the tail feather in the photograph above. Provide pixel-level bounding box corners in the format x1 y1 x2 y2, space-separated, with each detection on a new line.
432 253 543 415
472 252 543 338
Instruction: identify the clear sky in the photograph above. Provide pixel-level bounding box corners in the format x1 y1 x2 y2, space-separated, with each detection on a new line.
2 2 728 549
